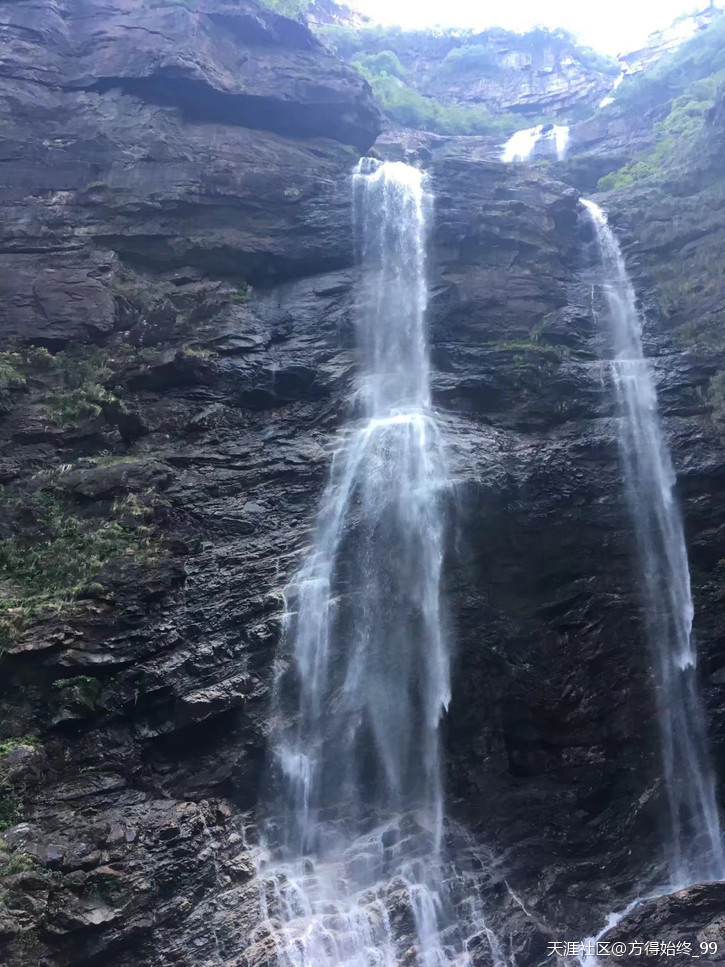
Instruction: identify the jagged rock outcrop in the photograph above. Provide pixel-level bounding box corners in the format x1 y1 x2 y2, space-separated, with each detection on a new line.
0 0 380 346
602 883 725 964
2 0 379 147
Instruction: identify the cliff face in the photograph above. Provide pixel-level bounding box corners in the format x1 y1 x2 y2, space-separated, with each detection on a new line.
0 1 380 963
1 2 725 966
620 5 723 76
319 25 618 123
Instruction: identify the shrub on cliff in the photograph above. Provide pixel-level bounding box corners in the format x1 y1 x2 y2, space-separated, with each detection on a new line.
610 11 725 113
708 371 725 434
258 0 310 17
353 50 407 79
0 355 26 414
355 68 516 135
597 66 725 191
437 43 499 77
319 22 618 77
0 488 162 647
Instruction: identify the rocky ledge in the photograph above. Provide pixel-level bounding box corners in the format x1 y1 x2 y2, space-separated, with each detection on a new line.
602 883 725 965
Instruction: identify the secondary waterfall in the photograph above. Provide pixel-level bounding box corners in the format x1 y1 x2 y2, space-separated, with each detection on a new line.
248 161 502 967
501 124 569 163
582 199 725 888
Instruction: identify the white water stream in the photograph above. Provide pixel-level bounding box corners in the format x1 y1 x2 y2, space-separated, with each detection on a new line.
579 199 725 962
501 124 569 163
247 161 506 967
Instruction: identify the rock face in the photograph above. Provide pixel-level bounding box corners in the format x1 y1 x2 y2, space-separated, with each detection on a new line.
620 6 722 77
3 0 378 147
563 10 725 191
0 1 378 964
0 1 724 966
602 883 725 964
0 0 380 348
423 39 613 119
323 26 618 122
424 153 669 930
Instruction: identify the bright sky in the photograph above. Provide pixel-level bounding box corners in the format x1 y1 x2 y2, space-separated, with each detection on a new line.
353 0 723 55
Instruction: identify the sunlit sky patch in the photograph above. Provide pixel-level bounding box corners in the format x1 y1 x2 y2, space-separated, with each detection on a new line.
351 0 724 55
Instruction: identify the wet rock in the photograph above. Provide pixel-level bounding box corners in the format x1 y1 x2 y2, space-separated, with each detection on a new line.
58 458 173 499
603 883 725 965
0 0 379 149
0 0 378 345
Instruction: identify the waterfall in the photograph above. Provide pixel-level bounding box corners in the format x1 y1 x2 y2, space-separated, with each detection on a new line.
501 124 569 163
582 199 725 888
248 160 503 967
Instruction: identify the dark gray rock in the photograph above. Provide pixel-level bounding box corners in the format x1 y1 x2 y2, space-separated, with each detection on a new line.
0 0 380 149
602 883 725 965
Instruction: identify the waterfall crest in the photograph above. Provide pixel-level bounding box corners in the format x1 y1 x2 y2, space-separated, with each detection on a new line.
249 160 502 967
501 124 569 163
582 198 725 887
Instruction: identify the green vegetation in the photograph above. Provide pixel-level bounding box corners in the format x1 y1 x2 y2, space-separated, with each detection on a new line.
180 344 212 360
318 22 616 134
597 14 725 190
680 311 725 351
436 43 499 78
353 60 518 135
707 371 725 437
0 790 22 832
12 930 41 954
230 282 253 304
354 50 407 79
572 45 620 77
608 13 725 114
657 73 725 138
0 851 34 876
0 737 36 758
320 23 617 74
45 347 127 427
52 676 96 691
32 341 163 427
0 490 160 621
257 0 309 16
0 354 26 413
506 26 617 74
0 346 56 413
597 70 725 191
317 23 416 60
597 136 681 191
113 490 155 523
0 738 35 832
489 339 551 352
485 339 564 362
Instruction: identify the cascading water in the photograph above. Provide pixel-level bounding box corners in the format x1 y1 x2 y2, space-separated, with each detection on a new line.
247 160 504 967
501 124 569 163
582 199 725 888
